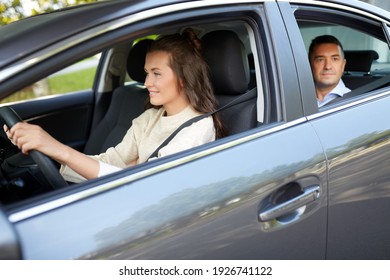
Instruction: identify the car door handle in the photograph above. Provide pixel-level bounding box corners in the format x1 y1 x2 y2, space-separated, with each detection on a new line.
258 185 320 222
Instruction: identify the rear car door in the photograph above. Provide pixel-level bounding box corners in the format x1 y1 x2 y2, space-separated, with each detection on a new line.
1 0 327 259
286 0 390 259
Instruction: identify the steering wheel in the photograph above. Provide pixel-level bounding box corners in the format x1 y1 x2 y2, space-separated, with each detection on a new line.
0 106 68 189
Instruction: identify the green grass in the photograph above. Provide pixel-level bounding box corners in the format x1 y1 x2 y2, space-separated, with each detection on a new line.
1 67 96 104
48 68 96 94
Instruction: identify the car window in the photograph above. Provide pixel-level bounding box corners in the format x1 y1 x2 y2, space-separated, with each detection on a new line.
0 55 99 104
299 24 390 74
294 6 390 106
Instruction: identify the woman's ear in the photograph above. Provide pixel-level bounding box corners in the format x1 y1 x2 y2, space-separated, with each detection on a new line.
179 78 185 89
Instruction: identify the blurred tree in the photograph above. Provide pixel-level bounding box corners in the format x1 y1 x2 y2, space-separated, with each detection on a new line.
0 0 24 25
0 0 98 26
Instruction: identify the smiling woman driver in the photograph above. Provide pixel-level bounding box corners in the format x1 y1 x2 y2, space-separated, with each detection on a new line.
4 28 225 183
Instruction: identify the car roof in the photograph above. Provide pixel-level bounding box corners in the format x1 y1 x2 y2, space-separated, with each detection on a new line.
0 0 388 70
308 0 390 19
0 0 188 69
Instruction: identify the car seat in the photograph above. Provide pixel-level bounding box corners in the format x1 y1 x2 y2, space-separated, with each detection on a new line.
202 30 257 135
342 50 379 89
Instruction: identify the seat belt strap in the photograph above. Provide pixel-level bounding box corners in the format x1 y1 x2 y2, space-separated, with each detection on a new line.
147 87 257 160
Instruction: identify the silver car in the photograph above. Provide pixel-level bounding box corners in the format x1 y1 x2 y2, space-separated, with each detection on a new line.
0 0 390 259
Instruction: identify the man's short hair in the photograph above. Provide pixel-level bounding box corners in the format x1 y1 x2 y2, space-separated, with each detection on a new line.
309 35 345 59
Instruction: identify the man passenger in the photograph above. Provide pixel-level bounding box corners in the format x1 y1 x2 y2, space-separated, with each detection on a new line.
309 35 350 107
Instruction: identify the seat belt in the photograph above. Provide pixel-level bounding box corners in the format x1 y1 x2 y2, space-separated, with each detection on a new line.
147 87 257 160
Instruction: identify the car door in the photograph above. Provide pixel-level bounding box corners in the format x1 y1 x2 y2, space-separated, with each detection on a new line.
8 90 94 152
1 1 328 259
285 0 390 259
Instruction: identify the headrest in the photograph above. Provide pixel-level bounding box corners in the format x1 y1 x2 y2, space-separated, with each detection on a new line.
202 30 249 95
344 50 379 73
127 39 153 83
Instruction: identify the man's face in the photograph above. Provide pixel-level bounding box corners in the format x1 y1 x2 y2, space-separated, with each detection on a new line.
310 43 346 96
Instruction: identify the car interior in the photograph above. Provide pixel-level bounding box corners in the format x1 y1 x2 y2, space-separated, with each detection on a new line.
83 39 152 155
85 26 259 155
0 19 263 205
